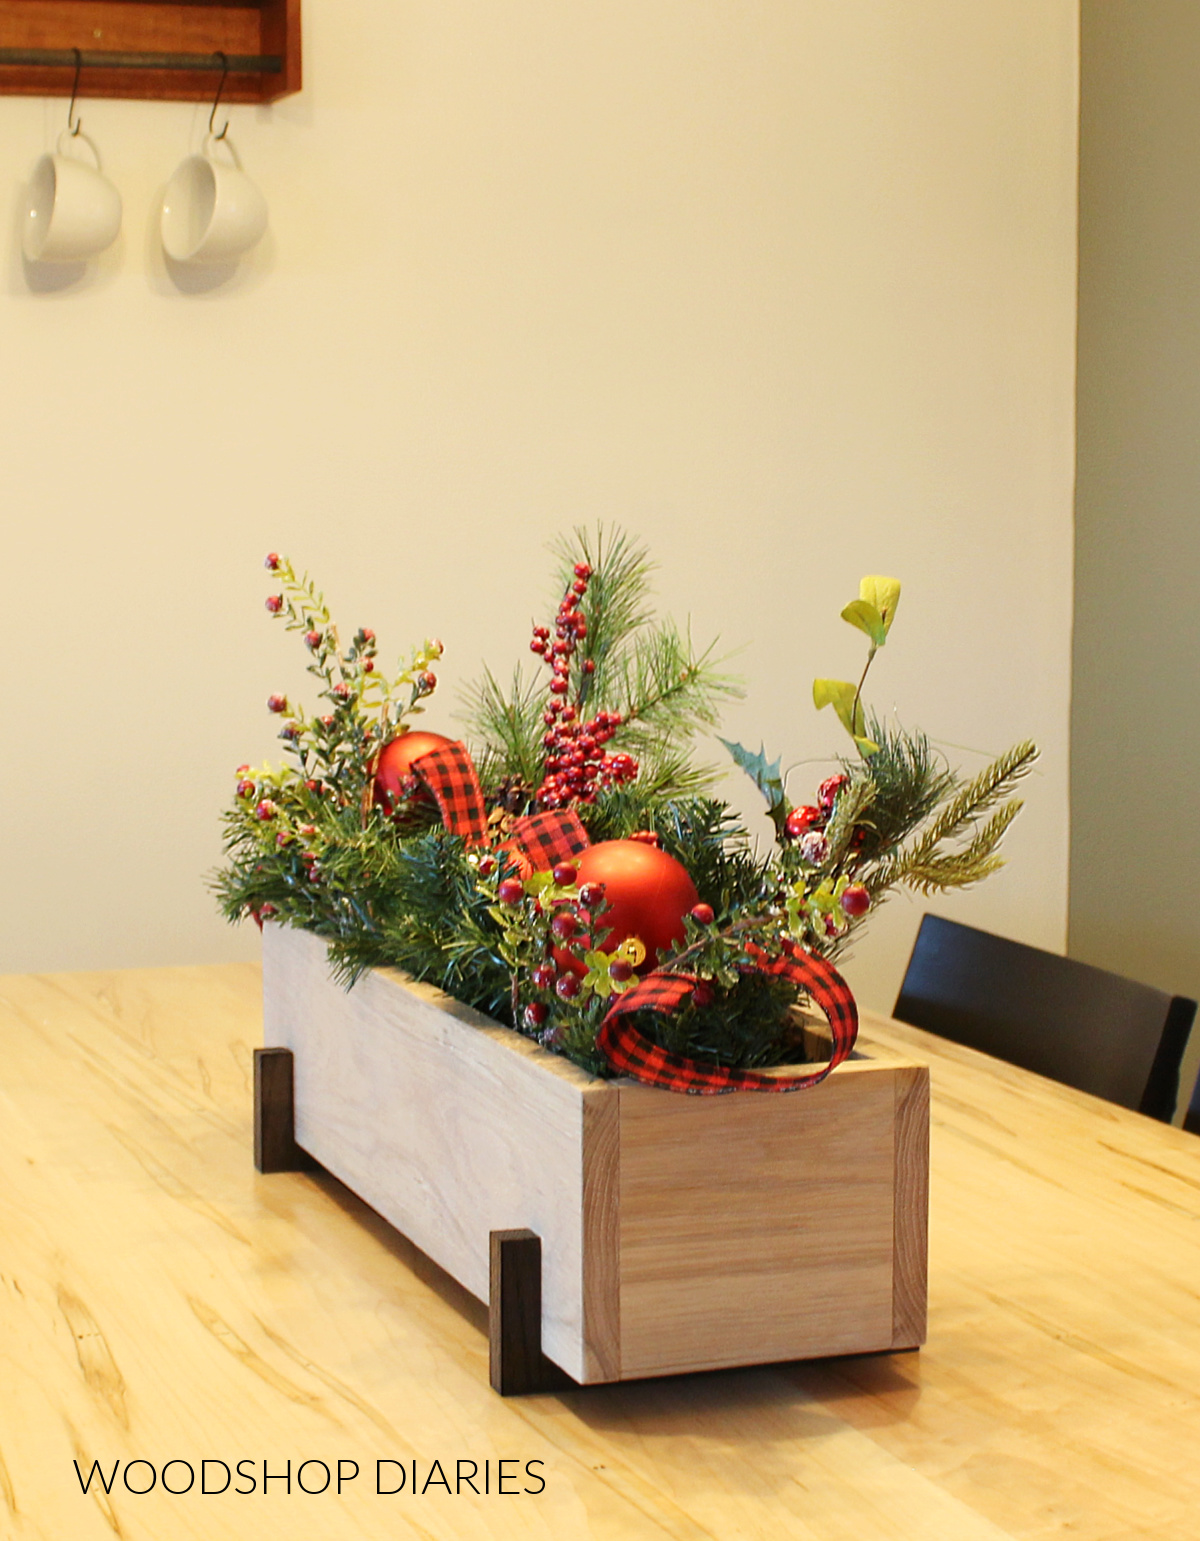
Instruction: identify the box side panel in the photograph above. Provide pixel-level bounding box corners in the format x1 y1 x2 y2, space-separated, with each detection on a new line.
618 1064 897 1379
262 926 601 1382
580 1087 620 1381
891 1064 930 1348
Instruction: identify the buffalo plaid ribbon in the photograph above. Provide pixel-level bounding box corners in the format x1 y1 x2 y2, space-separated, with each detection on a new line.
596 937 858 1094
501 809 591 877
410 741 490 845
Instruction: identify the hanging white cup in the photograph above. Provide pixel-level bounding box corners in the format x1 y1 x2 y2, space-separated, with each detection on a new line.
23 130 122 263
161 134 267 264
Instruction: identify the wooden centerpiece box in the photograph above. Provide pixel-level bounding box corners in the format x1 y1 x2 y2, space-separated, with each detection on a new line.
258 924 929 1392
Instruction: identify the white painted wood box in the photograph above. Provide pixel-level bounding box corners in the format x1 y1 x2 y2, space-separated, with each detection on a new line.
262 923 928 1385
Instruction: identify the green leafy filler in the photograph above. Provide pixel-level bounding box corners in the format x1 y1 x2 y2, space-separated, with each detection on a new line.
215 536 1036 1079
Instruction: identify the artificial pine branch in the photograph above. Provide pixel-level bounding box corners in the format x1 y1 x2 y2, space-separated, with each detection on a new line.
870 741 1037 894
550 525 657 709
891 741 1035 864
894 800 1024 894
457 663 544 789
852 720 954 857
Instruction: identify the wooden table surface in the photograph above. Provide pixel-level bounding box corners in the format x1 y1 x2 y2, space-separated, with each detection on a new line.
2 961 1198 1541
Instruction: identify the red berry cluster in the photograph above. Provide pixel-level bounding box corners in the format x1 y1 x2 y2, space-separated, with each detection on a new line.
529 563 639 809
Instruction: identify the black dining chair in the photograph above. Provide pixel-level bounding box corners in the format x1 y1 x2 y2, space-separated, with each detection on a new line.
893 914 1196 1123
1185 1075 1200 1136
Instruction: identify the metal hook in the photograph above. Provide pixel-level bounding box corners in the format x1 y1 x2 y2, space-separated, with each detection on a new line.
67 47 82 136
208 51 230 139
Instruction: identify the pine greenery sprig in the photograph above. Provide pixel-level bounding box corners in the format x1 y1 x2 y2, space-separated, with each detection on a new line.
550 525 657 707
872 740 1037 894
853 718 954 857
458 664 545 791
459 526 742 800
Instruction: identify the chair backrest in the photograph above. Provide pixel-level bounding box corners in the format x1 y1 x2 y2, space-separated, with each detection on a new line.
893 914 1196 1122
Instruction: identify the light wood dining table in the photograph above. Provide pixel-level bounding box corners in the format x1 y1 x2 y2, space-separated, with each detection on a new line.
1 958 1198 1540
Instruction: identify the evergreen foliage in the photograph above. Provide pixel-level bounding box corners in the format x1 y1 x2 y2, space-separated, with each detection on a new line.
215 536 1037 1079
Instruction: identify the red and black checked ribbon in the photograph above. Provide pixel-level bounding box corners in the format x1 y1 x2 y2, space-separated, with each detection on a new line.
412 740 859 1094
410 741 490 845
500 809 591 877
596 938 858 1094
411 743 590 869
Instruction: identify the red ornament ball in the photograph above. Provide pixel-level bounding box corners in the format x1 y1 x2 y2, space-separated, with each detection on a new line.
372 730 455 813
561 840 699 974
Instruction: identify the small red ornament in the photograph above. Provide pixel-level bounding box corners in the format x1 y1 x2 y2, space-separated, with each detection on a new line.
817 774 849 814
265 594 283 614
560 840 699 975
785 805 823 839
372 730 456 814
690 902 715 925
264 552 280 571
497 878 525 905
266 693 288 713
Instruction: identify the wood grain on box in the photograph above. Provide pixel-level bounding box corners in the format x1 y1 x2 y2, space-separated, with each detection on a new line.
262 923 930 1384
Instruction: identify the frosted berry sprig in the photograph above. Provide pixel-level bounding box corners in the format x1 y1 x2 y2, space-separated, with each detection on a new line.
529 563 640 809
261 552 442 802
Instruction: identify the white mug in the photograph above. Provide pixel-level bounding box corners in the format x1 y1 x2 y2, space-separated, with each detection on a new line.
161 134 267 264
23 130 122 263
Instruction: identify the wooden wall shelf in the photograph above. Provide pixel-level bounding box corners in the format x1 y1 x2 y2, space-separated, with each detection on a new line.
0 1 300 104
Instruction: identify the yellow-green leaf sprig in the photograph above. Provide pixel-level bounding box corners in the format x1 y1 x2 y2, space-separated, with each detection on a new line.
813 574 901 758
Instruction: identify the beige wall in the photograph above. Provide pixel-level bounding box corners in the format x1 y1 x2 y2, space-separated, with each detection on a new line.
1074 2 1200 1105
0 0 1079 1014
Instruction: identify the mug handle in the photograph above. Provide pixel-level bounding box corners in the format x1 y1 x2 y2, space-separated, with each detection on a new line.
203 132 243 171
56 127 103 171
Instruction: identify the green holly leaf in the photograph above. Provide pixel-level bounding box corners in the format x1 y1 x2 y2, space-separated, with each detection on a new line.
858 576 901 635
718 738 787 819
840 599 887 647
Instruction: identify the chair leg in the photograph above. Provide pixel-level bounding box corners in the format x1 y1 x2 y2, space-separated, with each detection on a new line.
489 1229 575 1396
254 1047 314 1173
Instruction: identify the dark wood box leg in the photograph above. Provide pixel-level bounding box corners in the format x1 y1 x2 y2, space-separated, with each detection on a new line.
489 1229 575 1396
254 1047 314 1173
